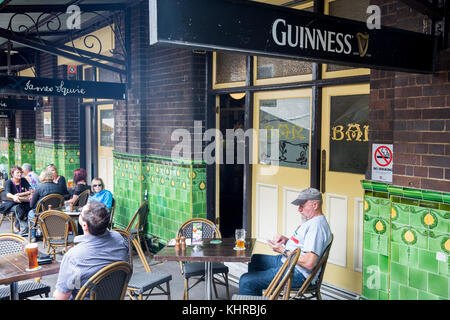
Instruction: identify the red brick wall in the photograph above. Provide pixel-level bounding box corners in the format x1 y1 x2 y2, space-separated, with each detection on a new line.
114 1 206 158
368 0 450 192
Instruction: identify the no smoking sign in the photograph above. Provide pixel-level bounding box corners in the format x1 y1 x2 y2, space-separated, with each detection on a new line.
372 144 393 183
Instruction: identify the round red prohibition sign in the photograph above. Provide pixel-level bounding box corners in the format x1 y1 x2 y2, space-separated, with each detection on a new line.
375 146 393 167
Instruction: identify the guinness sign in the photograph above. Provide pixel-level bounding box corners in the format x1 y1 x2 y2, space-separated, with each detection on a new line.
149 0 437 73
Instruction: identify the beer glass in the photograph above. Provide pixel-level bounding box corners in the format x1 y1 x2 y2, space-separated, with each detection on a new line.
25 243 39 271
235 229 246 250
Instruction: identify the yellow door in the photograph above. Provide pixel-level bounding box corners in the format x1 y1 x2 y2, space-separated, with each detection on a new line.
97 104 114 192
321 84 370 294
252 89 312 255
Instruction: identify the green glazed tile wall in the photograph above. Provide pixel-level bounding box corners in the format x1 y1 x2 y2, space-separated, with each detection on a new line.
112 155 144 230
14 139 35 168
35 141 80 179
113 152 207 243
362 195 391 300
390 202 449 300
362 182 450 301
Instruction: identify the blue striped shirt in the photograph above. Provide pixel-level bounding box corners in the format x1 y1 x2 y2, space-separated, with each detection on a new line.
55 229 129 299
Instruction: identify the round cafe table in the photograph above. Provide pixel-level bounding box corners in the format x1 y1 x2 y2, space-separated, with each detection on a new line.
154 238 255 300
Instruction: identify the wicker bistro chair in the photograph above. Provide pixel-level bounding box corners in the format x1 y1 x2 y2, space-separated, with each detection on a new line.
113 229 172 300
177 218 230 300
232 248 301 301
72 189 90 207
125 201 151 258
0 233 51 300
28 193 65 242
74 261 132 300
289 235 334 300
38 210 77 260
0 188 16 233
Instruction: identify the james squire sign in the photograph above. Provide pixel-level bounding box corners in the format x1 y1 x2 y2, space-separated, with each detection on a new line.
0 75 126 100
150 0 437 73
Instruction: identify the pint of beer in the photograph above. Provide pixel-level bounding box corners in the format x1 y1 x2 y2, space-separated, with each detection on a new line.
25 243 39 270
235 229 246 250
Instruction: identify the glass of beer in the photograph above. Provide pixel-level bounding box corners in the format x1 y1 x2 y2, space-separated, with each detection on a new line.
25 243 40 271
235 229 246 250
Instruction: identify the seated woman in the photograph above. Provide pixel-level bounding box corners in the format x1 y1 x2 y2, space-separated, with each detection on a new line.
0 166 32 237
88 177 113 210
28 168 65 242
47 164 70 199
65 168 89 207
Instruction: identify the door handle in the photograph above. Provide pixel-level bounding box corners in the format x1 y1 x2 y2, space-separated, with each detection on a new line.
321 150 326 194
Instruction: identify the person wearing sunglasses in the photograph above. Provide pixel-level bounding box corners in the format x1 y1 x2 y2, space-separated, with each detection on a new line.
87 177 113 210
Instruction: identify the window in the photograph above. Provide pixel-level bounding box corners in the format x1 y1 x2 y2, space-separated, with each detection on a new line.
329 94 369 174
43 111 52 138
100 109 114 147
259 97 310 169
214 53 246 87
256 57 312 80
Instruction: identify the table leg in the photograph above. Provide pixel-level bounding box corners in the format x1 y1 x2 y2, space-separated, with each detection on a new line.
205 261 213 300
10 282 19 300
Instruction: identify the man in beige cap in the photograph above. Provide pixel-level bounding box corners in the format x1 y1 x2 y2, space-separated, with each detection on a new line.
238 187 332 296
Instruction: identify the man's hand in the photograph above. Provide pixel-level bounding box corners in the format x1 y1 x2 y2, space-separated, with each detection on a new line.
268 240 285 254
272 234 288 244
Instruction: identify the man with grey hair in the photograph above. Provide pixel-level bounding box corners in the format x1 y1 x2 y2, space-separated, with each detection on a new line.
238 187 332 296
22 163 39 190
53 201 129 300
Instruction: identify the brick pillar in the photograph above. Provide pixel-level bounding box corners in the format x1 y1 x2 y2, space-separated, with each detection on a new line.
368 0 450 192
112 1 207 242
34 54 80 179
363 0 449 301
14 109 36 168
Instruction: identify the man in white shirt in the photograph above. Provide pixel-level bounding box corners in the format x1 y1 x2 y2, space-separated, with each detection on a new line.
22 163 39 190
238 188 332 296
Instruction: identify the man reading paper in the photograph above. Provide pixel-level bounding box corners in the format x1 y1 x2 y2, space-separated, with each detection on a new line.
238 188 332 296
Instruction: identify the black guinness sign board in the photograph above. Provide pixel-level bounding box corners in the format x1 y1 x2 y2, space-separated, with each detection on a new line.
0 75 126 100
149 0 437 73
0 98 36 111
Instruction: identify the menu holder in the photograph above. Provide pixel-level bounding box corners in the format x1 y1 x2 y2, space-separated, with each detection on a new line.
192 222 203 245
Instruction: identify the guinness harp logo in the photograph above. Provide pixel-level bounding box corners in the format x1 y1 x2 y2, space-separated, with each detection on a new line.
356 33 369 57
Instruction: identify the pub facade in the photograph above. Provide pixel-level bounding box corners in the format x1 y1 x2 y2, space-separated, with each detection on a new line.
0 0 448 299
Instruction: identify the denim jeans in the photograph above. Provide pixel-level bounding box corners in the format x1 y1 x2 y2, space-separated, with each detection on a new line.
27 209 36 239
12 204 29 236
238 254 306 296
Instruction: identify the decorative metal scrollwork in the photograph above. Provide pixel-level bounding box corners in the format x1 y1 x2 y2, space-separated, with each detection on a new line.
5 8 126 70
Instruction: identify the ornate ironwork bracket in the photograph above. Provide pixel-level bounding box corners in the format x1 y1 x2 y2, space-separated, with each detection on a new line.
1 5 129 77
